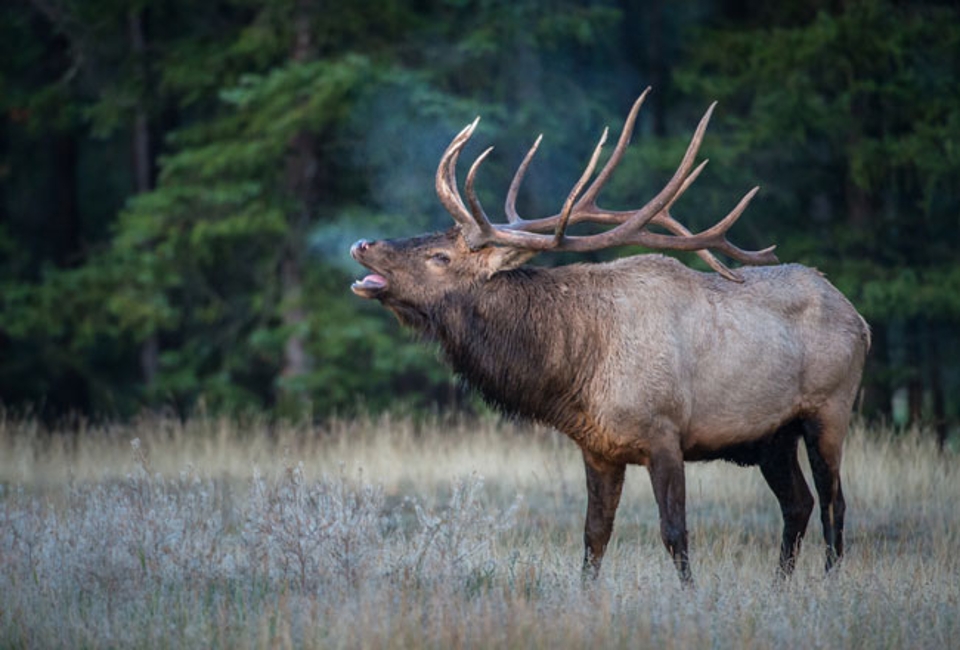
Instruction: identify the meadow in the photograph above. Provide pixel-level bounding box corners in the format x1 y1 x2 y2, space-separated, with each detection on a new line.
1 413 957 649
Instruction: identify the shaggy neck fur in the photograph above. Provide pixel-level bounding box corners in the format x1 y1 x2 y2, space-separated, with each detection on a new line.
424 267 603 428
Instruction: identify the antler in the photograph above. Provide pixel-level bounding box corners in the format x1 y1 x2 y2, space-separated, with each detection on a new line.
434 88 778 282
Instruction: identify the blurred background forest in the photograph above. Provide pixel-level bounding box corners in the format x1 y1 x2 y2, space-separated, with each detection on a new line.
1 0 958 445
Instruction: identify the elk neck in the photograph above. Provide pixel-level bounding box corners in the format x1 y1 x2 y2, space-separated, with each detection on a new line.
429 266 603 427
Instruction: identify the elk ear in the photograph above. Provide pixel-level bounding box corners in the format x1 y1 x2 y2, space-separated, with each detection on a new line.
480 246 536 278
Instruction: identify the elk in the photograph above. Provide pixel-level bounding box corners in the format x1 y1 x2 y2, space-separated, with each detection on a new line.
350 89 870 586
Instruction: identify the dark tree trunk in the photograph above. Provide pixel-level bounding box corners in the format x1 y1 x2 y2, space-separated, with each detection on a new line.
50 133 88 416
280 255 309 379
861 321 890 421
926 321 948 452
278 0 318 406
905 319 923 427
845 175 871 229
620 0 666 136
129 8 159 387
52 132 81 267
644 0 666 137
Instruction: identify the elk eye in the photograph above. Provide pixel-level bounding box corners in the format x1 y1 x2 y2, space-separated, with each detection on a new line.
429 252 451 265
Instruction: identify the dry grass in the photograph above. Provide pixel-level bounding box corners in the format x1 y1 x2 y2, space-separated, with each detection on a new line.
1 414 958 649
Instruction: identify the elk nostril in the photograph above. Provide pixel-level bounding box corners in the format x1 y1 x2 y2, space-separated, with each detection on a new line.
352 239 373 256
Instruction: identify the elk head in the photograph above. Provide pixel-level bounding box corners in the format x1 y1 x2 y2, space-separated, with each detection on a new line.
351 87 778 323
350 228 533 327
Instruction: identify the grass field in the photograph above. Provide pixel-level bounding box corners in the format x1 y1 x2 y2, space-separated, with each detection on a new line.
1 414 958 649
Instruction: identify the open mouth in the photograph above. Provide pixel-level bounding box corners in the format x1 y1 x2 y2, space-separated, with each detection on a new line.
350 240 389 298
351 273 388 298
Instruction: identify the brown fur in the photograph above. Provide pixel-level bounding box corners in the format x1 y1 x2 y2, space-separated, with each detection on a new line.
351 226 869 585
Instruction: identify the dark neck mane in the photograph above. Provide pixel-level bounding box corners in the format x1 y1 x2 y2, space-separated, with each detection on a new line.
430 267 601 427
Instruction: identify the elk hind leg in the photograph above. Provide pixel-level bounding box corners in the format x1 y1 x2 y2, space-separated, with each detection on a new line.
758 420 814 578
803 409 849 571
581 451 626 582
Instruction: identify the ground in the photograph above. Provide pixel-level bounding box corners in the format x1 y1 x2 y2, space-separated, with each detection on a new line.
1 414 958 648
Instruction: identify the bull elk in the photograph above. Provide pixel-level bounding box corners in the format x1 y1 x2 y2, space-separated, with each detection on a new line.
350 89 870 586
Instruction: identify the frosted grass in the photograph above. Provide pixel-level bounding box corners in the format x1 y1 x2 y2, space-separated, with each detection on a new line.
1 416 957 648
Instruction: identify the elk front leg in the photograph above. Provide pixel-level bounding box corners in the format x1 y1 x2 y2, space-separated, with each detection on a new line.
758 424 814 578
581 451 626 582
648 446 693 587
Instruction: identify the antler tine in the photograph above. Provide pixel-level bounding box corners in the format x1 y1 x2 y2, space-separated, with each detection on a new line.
657 219 743 282
682 187 779 265
634 186 778 264
464 146 497 239
695 186 761 240
575 87 651 211
663 158 709 213
436 118 481 232
505 135 543 224
647 213 742 281
498 88 649 232
434 116 569 252
555 127 608 244
643 157 748 281
511 98 718 240
604 100 716 236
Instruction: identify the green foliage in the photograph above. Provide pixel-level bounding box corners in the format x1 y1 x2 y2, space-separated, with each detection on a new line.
676 0 960 308
292 265 453 413
70 0 630 417
106 55 369 412
2 0 959 427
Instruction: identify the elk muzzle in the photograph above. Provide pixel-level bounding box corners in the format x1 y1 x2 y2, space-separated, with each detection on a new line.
351 239 389 298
